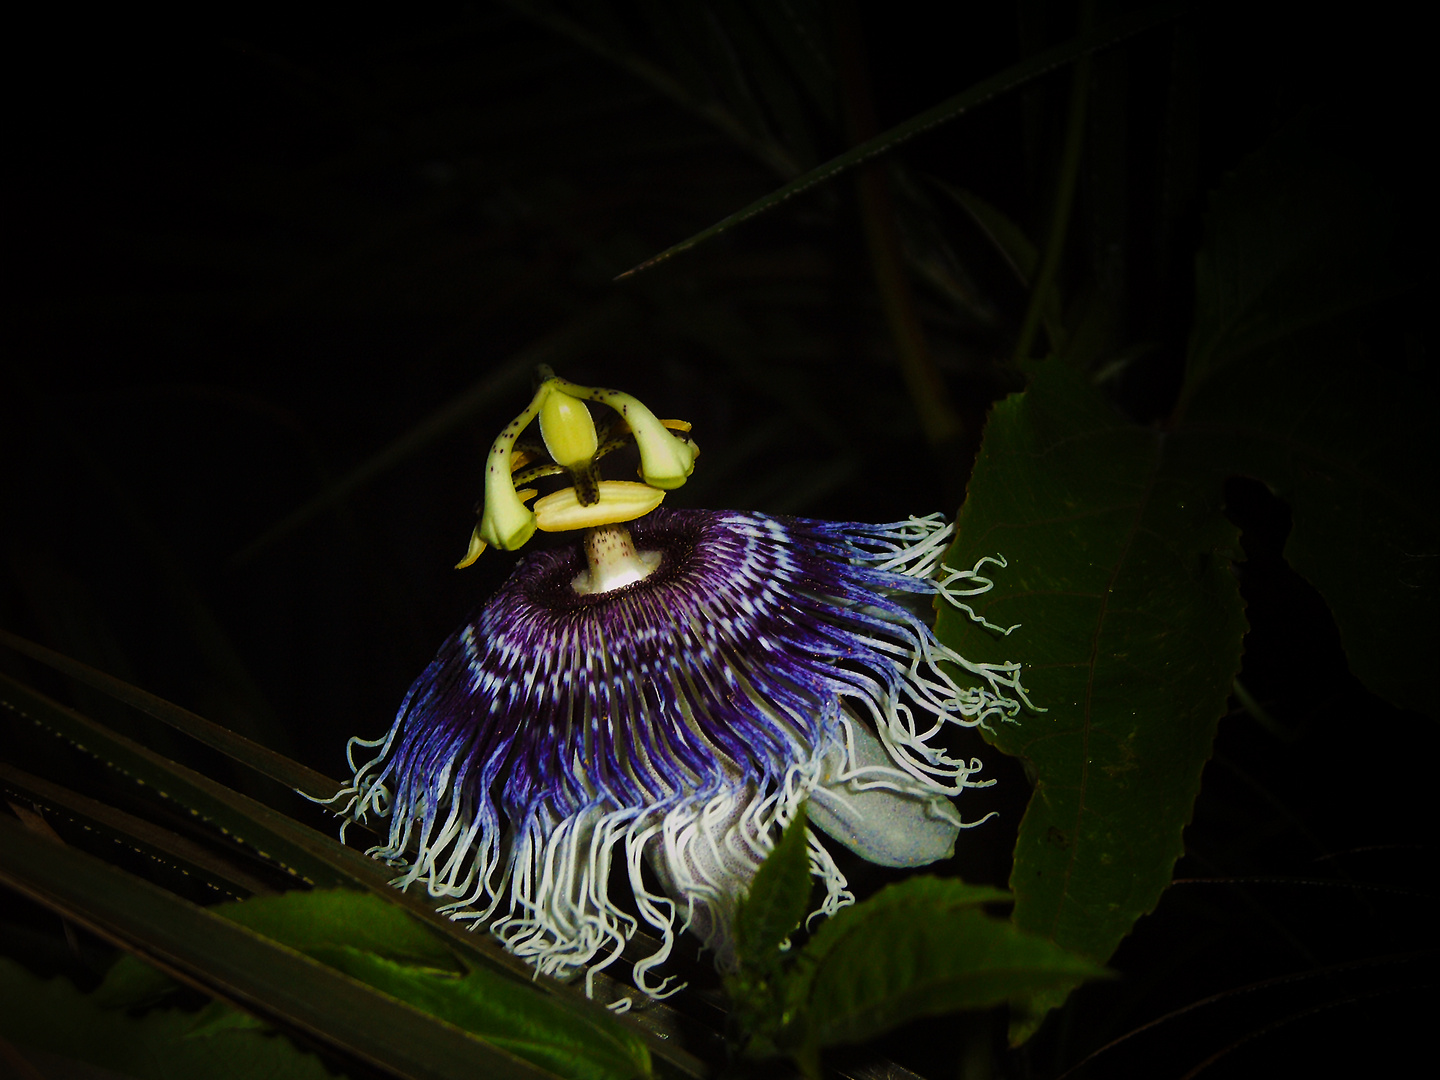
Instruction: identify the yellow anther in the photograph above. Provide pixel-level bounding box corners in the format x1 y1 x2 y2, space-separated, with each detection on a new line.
471 392 547 556
554 382 696 490
461 373 695 563
455 529 486 569
538 389 599 468
533 481 665 532
629 416 696 489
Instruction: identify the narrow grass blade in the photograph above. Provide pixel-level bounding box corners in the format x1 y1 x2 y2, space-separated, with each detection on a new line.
0 761 278 900
1 629 339 802
1 672 350 889
616 2 1185 278
0 670 549 975
0 818 557 1080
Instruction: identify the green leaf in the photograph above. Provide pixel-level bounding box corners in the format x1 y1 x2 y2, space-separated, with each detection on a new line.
617 1 1185 278
929 118 1429 1048
0 818 558 1079
218 891 651 1078
216 889 464 972
733 804 812 975
85 889 654 1080
316 948 651 1080
95 953 183 1010
0 956 337 1080
726 805 813 1055
1175 122 1435 718
777 878 1105 1066
935 358 1248 1038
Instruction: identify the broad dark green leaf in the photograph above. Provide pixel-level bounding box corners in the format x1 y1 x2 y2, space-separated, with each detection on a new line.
617 1 1185 278
0 957 336 1080
1175 123 1435 718
777 878 1104 1066
930 117 1429 1046
94 952 186 1010
935 358 1247 1037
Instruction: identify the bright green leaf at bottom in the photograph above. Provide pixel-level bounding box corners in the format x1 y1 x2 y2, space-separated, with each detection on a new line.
215 888 464 972
217 889 650 1080
314 946 649 1080
89 888 653 1080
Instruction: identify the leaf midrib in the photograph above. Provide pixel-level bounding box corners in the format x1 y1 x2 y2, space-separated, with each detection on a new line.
1049 439 1164 945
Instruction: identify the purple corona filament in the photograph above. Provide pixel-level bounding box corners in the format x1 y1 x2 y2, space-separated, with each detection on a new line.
329 507 1033 1000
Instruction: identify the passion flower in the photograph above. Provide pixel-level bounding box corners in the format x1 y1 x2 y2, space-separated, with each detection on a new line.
328 371 1033 1000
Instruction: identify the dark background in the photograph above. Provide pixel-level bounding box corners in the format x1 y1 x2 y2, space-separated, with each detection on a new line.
3 2 1434 1077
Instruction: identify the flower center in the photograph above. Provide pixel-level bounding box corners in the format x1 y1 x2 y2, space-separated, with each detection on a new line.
456 367 698 567
572 523 662 595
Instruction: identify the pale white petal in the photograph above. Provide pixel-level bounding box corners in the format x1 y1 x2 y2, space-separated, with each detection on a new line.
808 716 963 867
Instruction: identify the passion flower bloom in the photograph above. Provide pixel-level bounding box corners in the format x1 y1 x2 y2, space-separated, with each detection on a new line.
329 372 1033 1000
